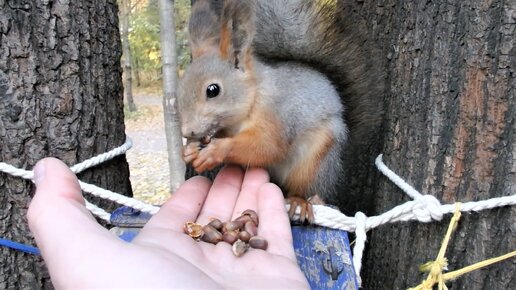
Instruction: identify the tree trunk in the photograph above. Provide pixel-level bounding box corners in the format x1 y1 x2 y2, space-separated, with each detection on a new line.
349 1 515 289
0 1 131 289
121 0 137 112
159 0 186 192
134 56 142 87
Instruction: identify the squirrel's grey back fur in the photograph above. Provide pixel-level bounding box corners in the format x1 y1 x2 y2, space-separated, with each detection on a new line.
253 0 383 144
193 0 384 143
253 61 347 198
185 0 384 210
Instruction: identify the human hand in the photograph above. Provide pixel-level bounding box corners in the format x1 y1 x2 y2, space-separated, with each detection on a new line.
28 158 309 289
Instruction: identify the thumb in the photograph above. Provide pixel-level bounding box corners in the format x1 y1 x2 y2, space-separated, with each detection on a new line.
31 157 85 206
27 158 104 255
28 157 86 226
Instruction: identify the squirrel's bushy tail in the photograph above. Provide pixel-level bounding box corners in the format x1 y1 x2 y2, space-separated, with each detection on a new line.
253 0 384 144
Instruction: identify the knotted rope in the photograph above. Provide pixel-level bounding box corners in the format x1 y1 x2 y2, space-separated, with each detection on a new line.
1 139 515 287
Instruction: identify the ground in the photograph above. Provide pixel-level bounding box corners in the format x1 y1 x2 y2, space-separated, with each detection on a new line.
125 93 171 205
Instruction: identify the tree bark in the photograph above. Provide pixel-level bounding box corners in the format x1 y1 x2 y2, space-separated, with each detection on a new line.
349 1 515 289
121 0 137 112
159 0 186 192
134 56 142 87
0 1 131 289
181 1 514 288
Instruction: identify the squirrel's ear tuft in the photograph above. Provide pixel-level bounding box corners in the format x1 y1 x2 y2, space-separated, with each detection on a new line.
219 0 256 70
188 0 222 59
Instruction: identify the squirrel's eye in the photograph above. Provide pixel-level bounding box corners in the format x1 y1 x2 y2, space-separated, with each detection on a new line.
206 84 220 99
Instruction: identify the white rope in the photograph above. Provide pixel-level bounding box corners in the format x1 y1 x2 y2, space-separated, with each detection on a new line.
0 161 35 180
70 138 133 174
85 200 112 222
0 138 159 220
375 154 423 199
311 155 516 286
352 212 367 287
79 180 159 215
1 143 515 287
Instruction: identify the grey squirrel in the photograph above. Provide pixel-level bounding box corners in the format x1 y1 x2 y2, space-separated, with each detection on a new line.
178 0 383 223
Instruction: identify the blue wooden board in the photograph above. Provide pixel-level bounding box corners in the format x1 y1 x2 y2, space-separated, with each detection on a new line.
292 226 358 289
111 207 358 289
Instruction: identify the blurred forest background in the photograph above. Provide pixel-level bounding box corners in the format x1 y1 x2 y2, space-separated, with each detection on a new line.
121 0 190 95
119 0 191 204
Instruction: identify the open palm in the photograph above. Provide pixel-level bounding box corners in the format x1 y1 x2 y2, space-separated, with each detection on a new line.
28 158 309 289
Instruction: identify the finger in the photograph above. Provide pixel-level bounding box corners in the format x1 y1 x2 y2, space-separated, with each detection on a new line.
27 158 118 258
144 176 212 232
196 165 243 225
231 167 270 220
256 183 296 261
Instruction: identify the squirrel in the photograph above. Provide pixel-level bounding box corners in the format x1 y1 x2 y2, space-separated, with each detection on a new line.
178 0 383 223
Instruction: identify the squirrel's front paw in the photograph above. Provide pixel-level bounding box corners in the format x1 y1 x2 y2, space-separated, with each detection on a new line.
191 138 229 173
183 141 201 164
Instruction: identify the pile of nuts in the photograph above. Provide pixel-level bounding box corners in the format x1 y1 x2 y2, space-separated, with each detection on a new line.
184 209 268 257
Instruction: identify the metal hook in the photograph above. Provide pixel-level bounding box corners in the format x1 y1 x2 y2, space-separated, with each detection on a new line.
322 246 344 280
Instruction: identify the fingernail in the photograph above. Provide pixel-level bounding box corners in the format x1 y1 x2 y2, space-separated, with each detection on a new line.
33 159 47 186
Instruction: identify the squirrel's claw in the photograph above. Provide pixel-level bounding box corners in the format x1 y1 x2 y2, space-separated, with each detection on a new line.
192 155 218 173
190 138 228 173
183 142 201 164
286 196 315 225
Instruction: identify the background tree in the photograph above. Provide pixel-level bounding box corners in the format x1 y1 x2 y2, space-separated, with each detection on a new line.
159 0 186 192
0 1 131 288
121 0 137 112
345 1 515 289
126 0 190 89
129 0 162 86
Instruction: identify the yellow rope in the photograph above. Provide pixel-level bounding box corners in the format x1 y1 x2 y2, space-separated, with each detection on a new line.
409 203 515 290
442 251 516 281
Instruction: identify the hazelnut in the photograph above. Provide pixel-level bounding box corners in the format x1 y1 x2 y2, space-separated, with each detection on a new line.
234 214 253 224
242 209 259 226
249 236 268 250
224 220 244 232
244 221 258 236
201 225 223 244
223 230 239 245
184 222 203 239
201 135 212 145
232 240 249 257
238 231 252 243
208 218 223 231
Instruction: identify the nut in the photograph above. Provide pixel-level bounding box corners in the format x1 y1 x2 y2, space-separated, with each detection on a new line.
223 230 239 245
244 221 258 236
184 222 203 239
238 230 252 243
208 218 223 231
234 214 253 224
201 225 223 244
232 240 249 257
249 236 268 250
201 135 212 145
183 209 264 256
241 209 259 226
224 220 244 232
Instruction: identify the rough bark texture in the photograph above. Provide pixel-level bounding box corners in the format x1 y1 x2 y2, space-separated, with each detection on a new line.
350 1 515 289
0 1 131 289
182 1 515 288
